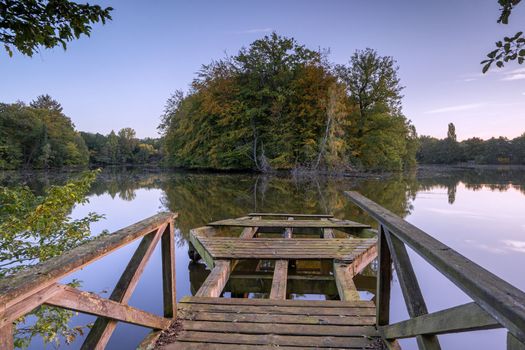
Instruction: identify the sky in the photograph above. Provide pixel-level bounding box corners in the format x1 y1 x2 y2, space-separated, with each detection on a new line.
1 0 524 140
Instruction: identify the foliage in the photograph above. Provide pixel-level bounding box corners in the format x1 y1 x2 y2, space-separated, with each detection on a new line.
482 0 524 72
0 96 89 169
0 0 112 57
161 34 417 172
0 170 102 348
336 48 415 171
417 123 525 165
80 128 161 165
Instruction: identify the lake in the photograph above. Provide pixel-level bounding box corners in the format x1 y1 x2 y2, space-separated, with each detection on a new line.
2 166 524 350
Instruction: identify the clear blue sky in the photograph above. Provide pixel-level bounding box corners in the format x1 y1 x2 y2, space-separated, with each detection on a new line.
1 0 524 140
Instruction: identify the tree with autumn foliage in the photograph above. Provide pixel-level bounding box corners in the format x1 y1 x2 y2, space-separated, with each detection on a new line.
160 33 417 172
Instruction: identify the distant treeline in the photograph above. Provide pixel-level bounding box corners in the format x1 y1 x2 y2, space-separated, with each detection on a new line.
159 33 418 172
80 130 161 166
418 123 525 165
0 96 160 170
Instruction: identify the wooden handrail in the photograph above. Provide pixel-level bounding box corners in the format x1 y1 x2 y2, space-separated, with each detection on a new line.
345 191 525 347
0 212 177 349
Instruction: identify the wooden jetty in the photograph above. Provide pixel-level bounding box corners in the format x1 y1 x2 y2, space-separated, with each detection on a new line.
1 192 525 349
167 212 380 349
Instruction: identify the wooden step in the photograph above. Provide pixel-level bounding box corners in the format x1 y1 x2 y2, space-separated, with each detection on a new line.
161 297 380 350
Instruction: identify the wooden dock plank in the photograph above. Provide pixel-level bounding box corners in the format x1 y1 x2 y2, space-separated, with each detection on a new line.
333 262 360 301
193 236 377 260
178 310 376 326
248 213 334 218
181 320 377 336
195 260 231 297
178 303 376 316
174 330 375 348
208 218 370 229
270 260 288 299
179 296 373 307
163 343 355 350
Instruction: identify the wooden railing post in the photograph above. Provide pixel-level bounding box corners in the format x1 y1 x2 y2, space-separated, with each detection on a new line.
383 228 441 350
81 224 167 349
0 323 14 350
377 224 392 326
161 218 176 319
509 332 525 350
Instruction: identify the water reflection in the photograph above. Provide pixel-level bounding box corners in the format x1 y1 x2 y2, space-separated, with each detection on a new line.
2 167 525 349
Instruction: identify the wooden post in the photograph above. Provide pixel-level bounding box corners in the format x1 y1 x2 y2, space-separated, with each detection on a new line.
383 228 441 350
239 216 260 239
333 262 360 301
162 219 177 318
509 332 525 350
82 225 166 349
377 225 392 326
270 260 288 299
195 260 231 297
321 218 334 238
0 323 14 350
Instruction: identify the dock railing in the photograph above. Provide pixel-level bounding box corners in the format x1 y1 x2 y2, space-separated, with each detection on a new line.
345 191 525 350
0 212 177 350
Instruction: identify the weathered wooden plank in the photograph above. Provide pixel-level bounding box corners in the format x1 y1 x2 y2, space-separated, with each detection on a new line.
0 323 13 350
248 213 334 218
161 220 176 318
193 236 377 260
180 296 373 308
164 344 340 350
239 216 261 239
45 285 170 330
381 302 501 339
208 219 370 229
0 283 63 328
321 218 335 238
137 330 162 350
178 303 376 316
346 191 525 342
188 227 216 268
383 228 441 350
163 343 362 350
270 260 288 299
333 262 360 301
178 310 376 326
0 212 177 309
509 332 525 350
175 330 375 348
195 260 231 297
82 224 166 349
344 243 378 277
181 320 377 336
377 226 392 326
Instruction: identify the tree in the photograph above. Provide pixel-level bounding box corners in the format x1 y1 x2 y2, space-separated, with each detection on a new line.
336 48 414 170
0 0 112 57
0 170 102 348
336 48 403 140
447 123 457 142
0 98 89 169
117 127 137 163
161 34 418 172
481 0 524 72
29 94 63 112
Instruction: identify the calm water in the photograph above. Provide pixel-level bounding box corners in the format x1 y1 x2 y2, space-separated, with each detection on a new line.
2 167 525 350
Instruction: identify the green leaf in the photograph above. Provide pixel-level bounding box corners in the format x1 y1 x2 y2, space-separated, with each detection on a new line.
482 62 492 74
496 61 504 68
487 49 499 58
